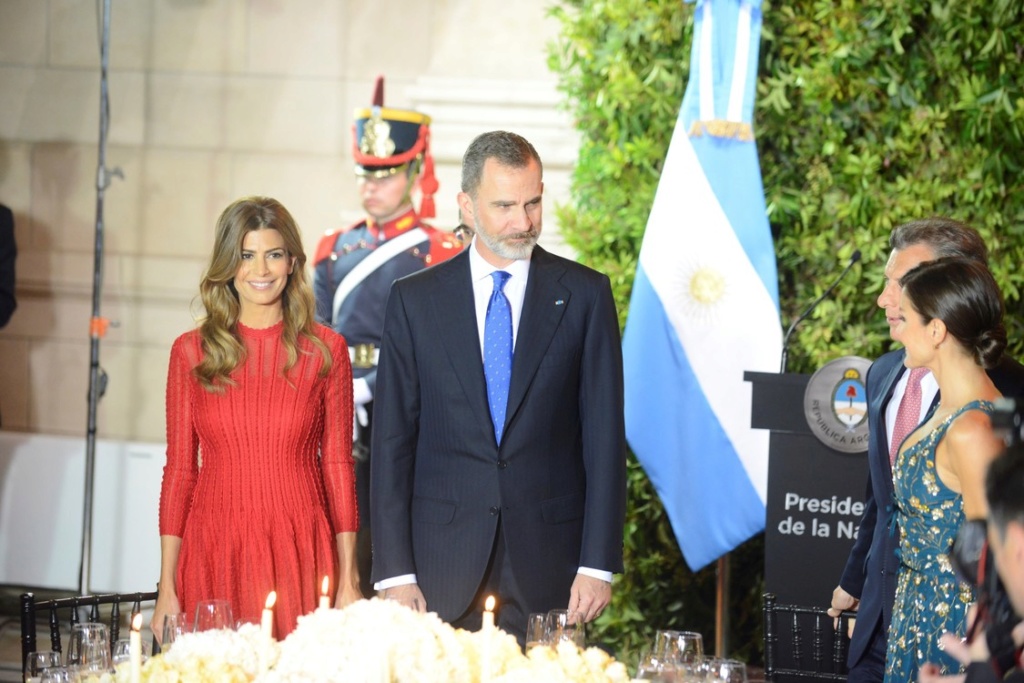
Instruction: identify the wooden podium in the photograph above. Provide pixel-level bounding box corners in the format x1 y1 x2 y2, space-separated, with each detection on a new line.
745 371 870 607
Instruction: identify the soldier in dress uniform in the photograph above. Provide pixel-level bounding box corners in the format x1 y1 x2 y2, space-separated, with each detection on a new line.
313 76 462 597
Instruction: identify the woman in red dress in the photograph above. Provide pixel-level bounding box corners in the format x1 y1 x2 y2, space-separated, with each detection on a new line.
151 196 360 640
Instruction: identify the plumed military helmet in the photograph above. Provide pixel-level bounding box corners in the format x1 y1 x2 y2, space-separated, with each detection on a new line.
352 76 438 217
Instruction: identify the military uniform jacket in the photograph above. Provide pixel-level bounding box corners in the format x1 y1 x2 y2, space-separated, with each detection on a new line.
312 208 461 392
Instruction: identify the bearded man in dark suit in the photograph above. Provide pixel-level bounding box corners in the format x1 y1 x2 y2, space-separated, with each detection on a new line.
829 217 1024 682
370 131 627 642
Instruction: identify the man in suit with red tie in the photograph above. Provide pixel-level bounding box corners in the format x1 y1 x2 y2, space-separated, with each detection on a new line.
370 131 627 642
828 218 1024 682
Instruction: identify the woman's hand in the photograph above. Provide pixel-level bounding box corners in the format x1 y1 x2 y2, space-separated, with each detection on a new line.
150 589 181 645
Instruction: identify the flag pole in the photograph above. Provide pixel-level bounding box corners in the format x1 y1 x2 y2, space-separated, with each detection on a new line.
715 554 730 656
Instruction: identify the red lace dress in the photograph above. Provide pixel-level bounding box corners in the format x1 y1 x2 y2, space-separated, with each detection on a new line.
159 321 357 637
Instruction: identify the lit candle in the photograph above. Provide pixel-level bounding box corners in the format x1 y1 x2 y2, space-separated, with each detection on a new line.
483 595 495 631
319 575 331 610
482 595 496 683
261 591 277 639
129 612 142 683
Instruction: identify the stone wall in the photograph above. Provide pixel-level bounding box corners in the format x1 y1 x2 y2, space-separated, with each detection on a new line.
0 0 576 441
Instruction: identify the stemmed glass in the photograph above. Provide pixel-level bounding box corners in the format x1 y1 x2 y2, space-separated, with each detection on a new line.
161 612 189 650
700 657 748 683
655 629 704 665
525 613 548 652
193 599 234 632
635 649 679 682
25 650 62 678
38 668 71 683
546 609 585 647
66 622 111 673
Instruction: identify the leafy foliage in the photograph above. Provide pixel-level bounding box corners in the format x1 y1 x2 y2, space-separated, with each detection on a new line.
548 0 1024 667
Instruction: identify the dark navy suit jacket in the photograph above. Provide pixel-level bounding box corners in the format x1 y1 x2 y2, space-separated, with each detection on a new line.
840 349 1024 668
369 246 627 623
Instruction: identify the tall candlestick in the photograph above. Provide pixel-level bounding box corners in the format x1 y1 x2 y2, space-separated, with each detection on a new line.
129 612 143 683
261 591 277 639
482 595 496 683
319 575 331 610
483 595 495 631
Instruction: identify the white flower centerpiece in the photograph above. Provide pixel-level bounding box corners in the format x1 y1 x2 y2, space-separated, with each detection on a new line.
83 598 630 683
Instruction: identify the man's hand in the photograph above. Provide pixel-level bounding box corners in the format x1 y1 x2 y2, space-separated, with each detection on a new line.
379 584 427 613
828 585 859 616
568 574 611 623
827 585 859 631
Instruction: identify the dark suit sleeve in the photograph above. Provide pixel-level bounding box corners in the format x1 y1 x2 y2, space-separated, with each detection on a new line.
840 475 875 597
577 275 627 572
369 281 421 581
0 206 16 329
838 359 880 597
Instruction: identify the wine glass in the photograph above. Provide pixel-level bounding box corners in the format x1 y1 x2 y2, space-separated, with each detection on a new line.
38 667 71 683
546 609 585 648
26 650 62 675
66 622 111 673
635 649 679 682
525 613 548 652
112 638 136 663
193 599 234 632
700 657 748 683
161 612 188 650
656 629 704 665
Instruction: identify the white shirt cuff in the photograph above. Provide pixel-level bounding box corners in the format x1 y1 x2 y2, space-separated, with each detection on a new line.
577 567 613 583
373 574 417 591
353 377 372 405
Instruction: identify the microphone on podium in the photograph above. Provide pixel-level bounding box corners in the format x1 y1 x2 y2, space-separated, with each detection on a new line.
779 250 862 373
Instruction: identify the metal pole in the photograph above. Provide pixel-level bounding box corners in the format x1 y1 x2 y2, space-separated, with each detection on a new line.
715 554 731 657
80 0 121 595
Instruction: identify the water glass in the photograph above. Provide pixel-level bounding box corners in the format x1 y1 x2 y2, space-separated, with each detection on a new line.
656 629 704 665
26 650 62 676
635 649 679 682
546 609 585 648
38 668 71 683
111 638 132 665
525 613 548 652
194 599 234 632
701 657 748 683
161 612 189 649
66 622 111 671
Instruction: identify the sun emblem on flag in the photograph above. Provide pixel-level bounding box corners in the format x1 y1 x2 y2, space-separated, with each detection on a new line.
690 267 726 304
676 262 728 322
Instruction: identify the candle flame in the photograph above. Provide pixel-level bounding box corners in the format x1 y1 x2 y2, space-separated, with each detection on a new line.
484 595 495 611
321 575 329 595
131 612 143 631
265 591 277 609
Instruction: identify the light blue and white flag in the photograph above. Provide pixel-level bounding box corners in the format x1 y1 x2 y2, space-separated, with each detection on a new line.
623 0 782 571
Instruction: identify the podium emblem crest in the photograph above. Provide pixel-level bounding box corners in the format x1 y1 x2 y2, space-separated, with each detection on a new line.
803 356 871 453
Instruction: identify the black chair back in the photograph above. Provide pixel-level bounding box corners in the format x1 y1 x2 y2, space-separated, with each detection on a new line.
763 592 855 682
20 590 157 676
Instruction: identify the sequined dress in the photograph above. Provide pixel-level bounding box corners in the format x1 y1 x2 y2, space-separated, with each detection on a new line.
159 322 357 638
883 400 992 682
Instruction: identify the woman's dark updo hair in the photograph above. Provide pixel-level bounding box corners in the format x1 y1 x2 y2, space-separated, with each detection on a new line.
899 257 1006 369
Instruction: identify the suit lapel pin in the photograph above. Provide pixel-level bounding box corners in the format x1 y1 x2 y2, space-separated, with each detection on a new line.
555 299 565 306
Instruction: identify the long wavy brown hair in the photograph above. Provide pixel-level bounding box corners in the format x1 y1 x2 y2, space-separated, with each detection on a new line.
194 196 331 391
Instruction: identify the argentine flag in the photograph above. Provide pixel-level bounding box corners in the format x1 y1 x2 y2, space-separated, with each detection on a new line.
623 0 782 571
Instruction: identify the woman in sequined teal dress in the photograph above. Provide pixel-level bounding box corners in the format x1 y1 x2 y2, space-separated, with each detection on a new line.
883 258 1007 683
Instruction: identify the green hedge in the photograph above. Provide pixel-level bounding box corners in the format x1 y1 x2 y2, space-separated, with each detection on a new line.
548 0 1024 666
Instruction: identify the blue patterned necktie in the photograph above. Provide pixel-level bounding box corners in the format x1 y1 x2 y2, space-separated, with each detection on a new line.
484 271 513 444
